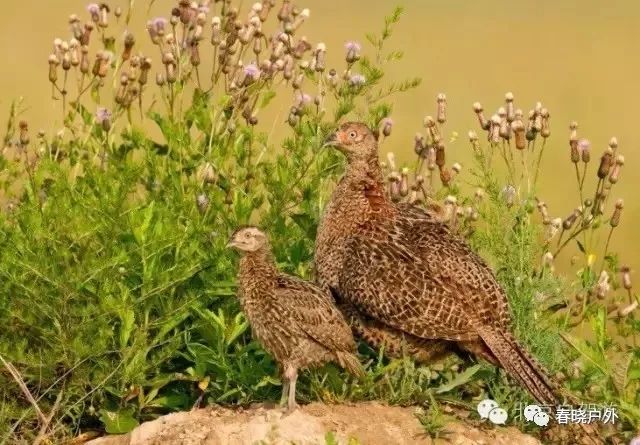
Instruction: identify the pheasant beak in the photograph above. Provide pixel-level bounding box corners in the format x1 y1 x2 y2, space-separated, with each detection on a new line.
225 239 238 249
323 131 338 148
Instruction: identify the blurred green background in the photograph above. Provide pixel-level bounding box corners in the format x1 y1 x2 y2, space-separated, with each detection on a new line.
1 0 638 265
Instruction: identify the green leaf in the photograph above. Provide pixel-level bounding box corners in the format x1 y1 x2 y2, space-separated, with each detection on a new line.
435 364 481 394
99 408 140 434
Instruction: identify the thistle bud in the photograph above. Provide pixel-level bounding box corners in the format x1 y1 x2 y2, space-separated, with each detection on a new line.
608 155 624 184
596 271 610 299
439 167 452 186
610 199 623 227
435 142 446 167
620 301 638 317
597 147 614 179
474 188 484 201
48 54 60 83
452 162 462 174
426 147 436 171
468 131 480 154
537 200 549 222
473 102 489 130
489 114 501 144
542 252 554 269
388 172 400 201
563 208 580 230
81 22 94 46
511 119 526 150
608 137 618 151
381 118 393 137
80 45 90 74
414 133 426 156
505 92 515 122
540 108 550 138
18 121 29 146
119 33 135 62
620 266 632 290
501 185 516 207
95 107 112 132
344 41 361 64
400 168 409 197
436 93 447 124
499 117 511 140
211 16 222 45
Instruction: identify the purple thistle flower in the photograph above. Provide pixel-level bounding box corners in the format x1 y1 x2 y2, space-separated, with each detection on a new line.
629 436 640 445
577 138 590 152
295 92 312 107
95 107 112 125
349 73 366 86
244 63 260 80
151 17 168 32
344 41 361 52
198 5 210 14
86 3 100 14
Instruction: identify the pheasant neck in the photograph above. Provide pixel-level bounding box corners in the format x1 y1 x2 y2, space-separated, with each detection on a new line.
238 247 278 285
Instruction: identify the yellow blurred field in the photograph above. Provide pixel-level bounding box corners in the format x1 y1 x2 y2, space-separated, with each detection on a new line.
2 0 638 265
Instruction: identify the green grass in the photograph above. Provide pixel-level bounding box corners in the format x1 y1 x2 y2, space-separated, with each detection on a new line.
0 2 637 444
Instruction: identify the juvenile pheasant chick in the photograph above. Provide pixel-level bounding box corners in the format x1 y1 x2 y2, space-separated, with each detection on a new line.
227 226 363 411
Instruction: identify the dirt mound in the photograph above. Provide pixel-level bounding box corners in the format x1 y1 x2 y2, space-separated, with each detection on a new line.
85 402 541 445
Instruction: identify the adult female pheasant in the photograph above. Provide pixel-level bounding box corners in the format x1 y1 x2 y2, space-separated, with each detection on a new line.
315 122 559 405
227 226 363 411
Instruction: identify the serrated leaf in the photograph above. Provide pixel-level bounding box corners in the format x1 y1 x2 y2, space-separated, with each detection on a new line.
99 408 139 434
435 364 481 394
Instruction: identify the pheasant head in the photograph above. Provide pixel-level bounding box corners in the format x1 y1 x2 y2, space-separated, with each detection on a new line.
324 122 378 163
226 226 268 253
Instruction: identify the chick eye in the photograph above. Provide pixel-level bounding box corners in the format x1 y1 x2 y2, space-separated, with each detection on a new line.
348 131 357 139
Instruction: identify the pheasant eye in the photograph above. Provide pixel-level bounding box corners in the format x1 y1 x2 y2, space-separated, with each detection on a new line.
348 131 357 139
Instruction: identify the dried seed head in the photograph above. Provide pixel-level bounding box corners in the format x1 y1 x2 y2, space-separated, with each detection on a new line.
48 54 60 83
542 252 554 268
439 167 452 186
197 162 217 184
435 142 446 167
610 199 623 227
608 154 624 184
511 119 526 150
436 93 447 124
426 147 436 170
196 193 210 215
596 271 611 299
620 266 632 290
474 188 484 201
505 92 515 123
489 114 501 144
609 137 618 150
452 162 462 174
473 102 489 130
597 147 614 179
501 185 516 207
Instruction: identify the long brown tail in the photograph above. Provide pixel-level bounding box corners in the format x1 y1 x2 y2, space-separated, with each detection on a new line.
477 327 559 406
336 351 365 379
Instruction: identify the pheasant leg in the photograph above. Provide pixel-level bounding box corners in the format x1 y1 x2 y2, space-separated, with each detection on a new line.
285 365 298 412
279 379 290 407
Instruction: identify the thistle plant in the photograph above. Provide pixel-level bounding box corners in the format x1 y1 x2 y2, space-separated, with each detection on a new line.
0 1 420 442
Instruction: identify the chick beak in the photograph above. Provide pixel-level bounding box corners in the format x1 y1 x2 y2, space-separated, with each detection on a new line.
323 131 338 148
225 239 236 249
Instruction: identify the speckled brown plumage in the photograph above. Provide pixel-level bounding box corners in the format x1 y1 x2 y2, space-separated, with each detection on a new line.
315 122 559 406
228 227 363 411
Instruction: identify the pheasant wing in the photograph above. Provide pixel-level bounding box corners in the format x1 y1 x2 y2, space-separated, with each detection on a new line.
275 275 357 353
